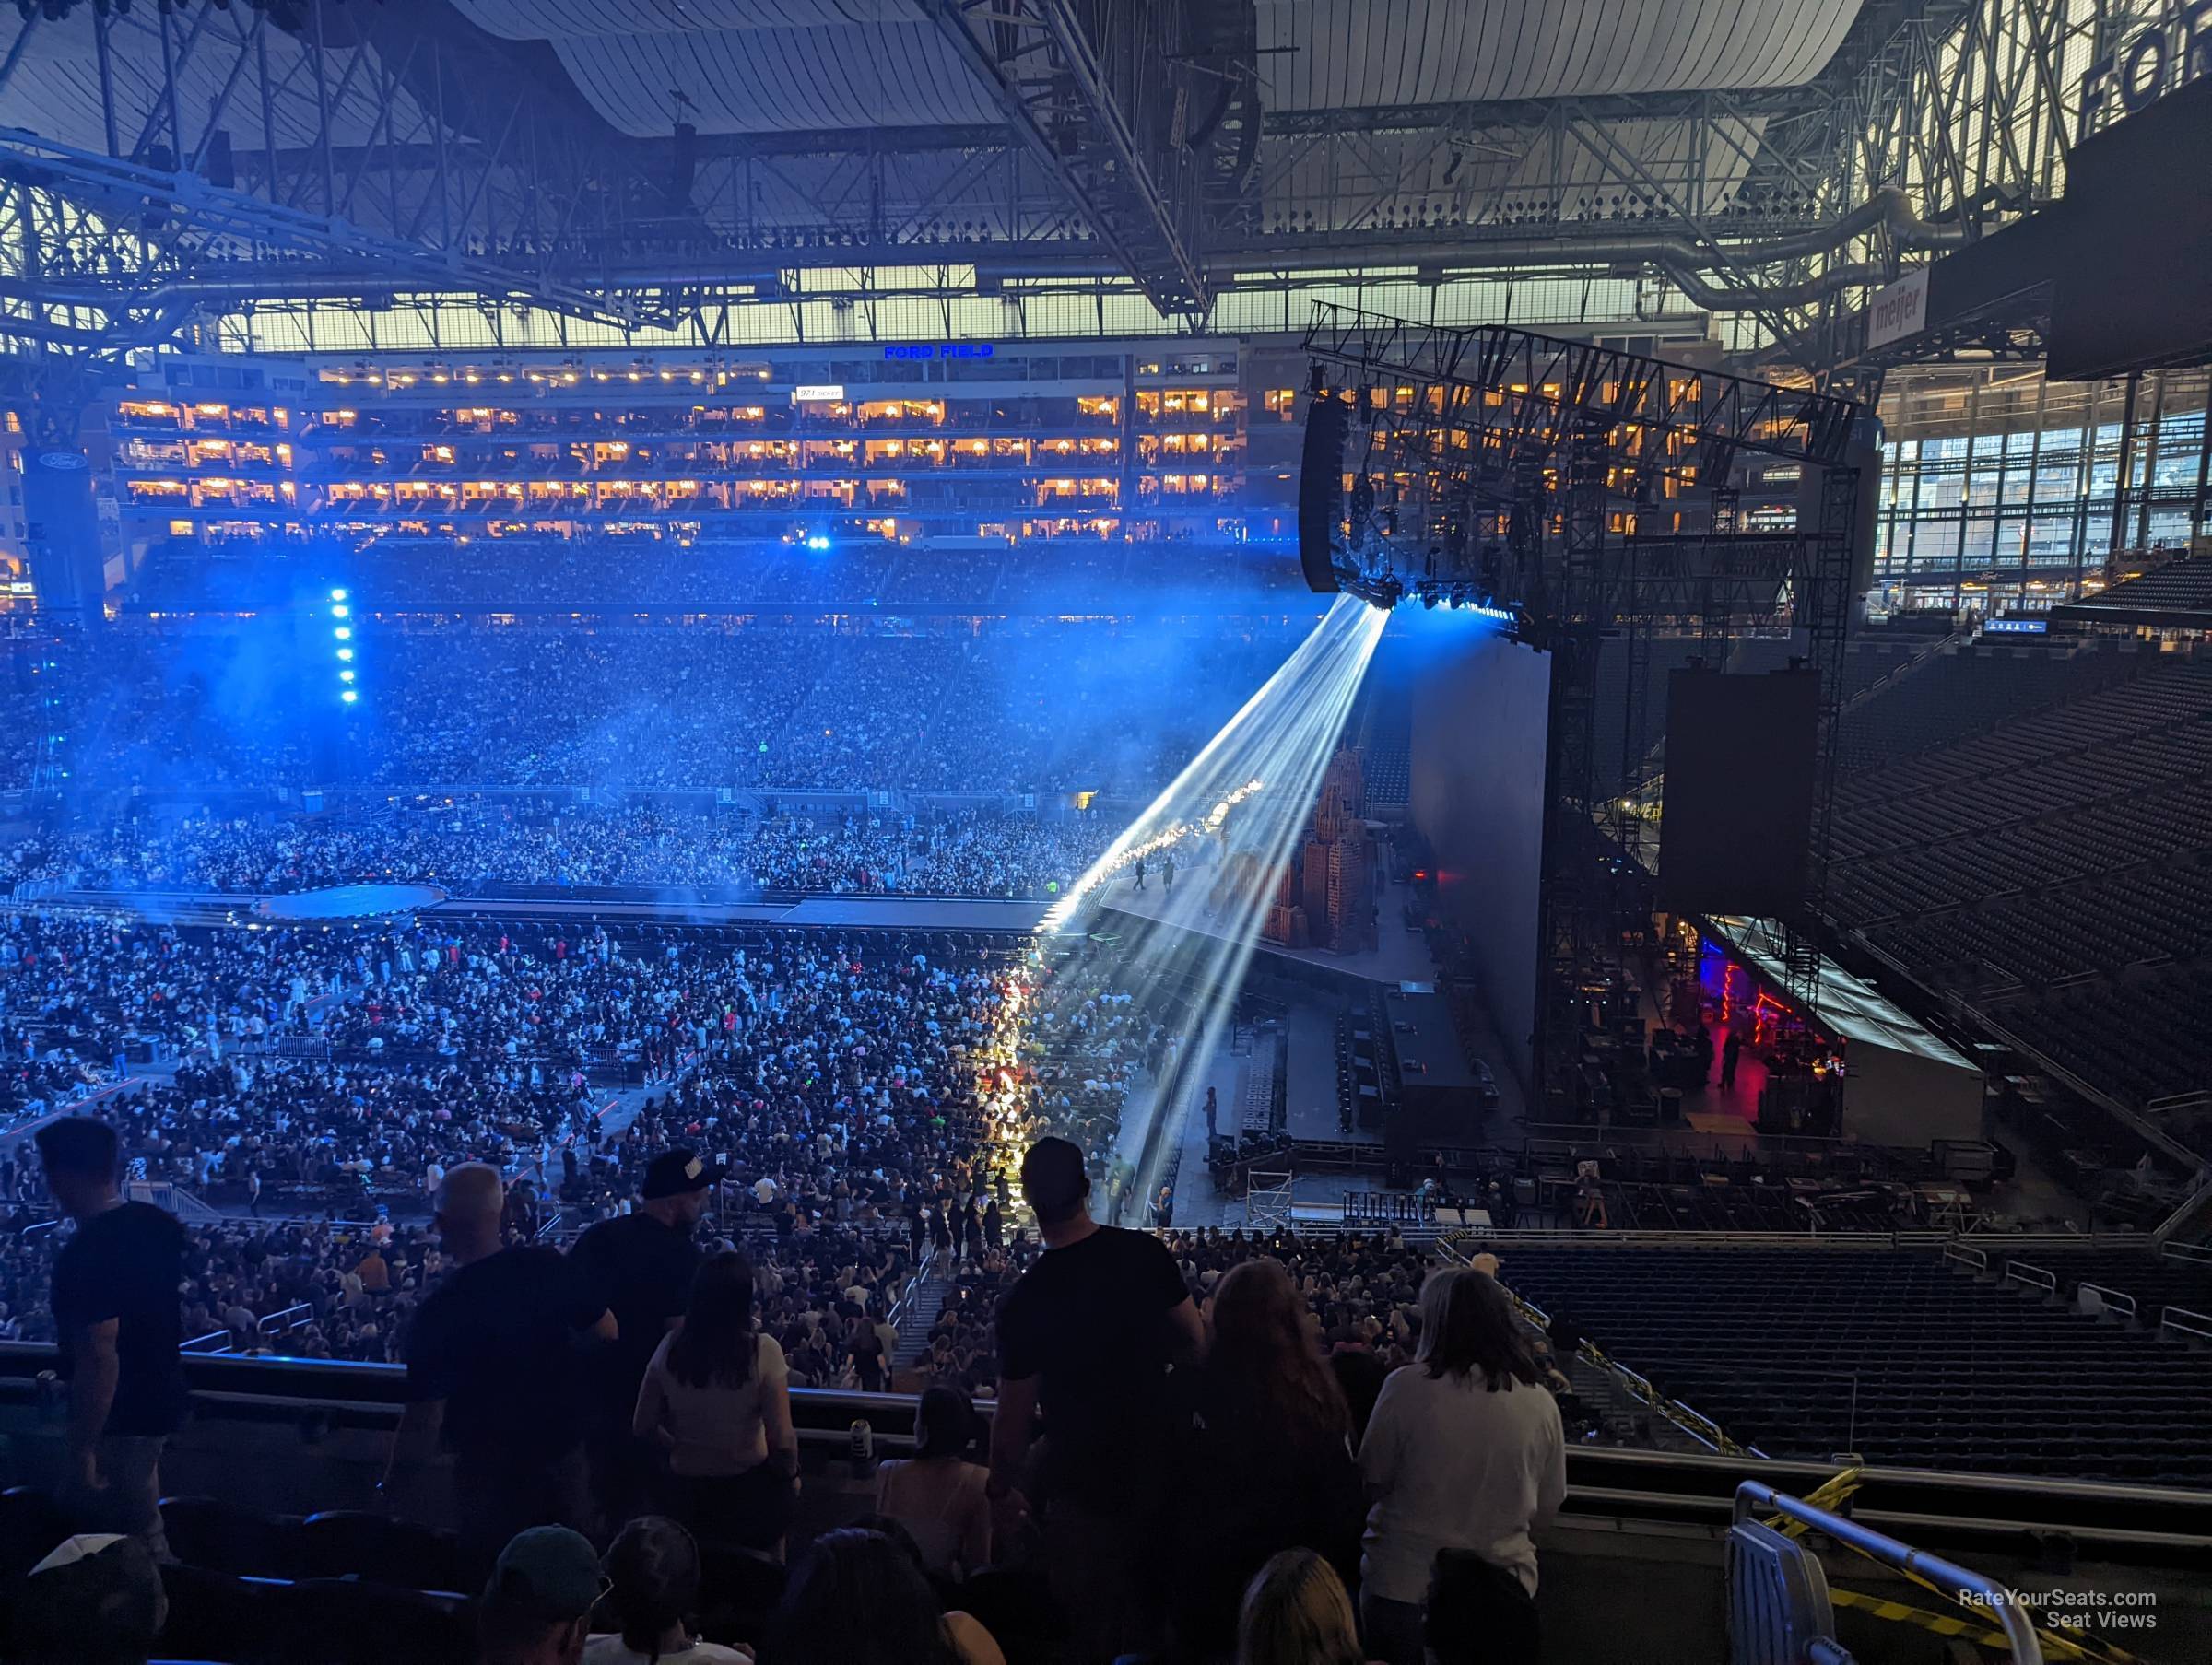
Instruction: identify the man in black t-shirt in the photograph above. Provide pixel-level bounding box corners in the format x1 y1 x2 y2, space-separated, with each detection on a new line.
991 1137 1203 1663
396 1164 613 1572
567 1148 719 1533
37 1118 189 1560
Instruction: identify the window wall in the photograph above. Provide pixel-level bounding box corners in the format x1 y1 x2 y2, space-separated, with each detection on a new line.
1874 369 2212 613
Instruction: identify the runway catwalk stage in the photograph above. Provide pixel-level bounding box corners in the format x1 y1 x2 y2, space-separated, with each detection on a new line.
974 595 1390 1214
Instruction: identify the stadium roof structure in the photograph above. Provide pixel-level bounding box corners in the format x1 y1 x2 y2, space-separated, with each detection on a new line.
0 0 2119 374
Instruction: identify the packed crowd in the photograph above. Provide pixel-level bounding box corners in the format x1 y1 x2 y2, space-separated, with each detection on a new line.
20 1123 1569 1665
5 619 1298 797
0 905 1159 1371
4 803 1121 903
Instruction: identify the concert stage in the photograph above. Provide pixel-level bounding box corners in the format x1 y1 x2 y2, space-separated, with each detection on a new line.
254 884 449 921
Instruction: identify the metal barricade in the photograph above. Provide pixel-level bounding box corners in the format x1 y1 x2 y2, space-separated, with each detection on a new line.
1730 1482 2043 1665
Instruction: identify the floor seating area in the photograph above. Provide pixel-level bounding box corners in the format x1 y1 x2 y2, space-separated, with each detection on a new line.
1492 1245 2212 1485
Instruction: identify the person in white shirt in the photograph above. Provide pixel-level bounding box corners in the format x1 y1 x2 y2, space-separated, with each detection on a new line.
583 1515 752 1664
632 1251 798 1554
1356 1266 1565 1665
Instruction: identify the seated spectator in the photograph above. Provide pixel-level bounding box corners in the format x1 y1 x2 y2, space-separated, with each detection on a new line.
1237 1547 1373 1665
7 1532 167 1665
633 1251 798 1554
874 1386 991 1581
585 1516 752 1664
1173 1258 1363 1660
763 1528 1001 1665
479 1525 606 1665
1356 1268 1565 1665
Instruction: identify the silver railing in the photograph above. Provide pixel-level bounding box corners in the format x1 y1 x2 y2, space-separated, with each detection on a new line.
2001 1259 2057 1296
1438 1235 1754 1457
2160 1305 2212 1344
2075 1282 2138 1320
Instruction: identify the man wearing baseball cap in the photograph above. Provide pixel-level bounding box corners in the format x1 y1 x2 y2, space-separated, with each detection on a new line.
569 1149 724 1534
477 1525 605 1665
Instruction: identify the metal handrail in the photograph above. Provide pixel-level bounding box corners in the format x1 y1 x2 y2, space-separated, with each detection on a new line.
884 1240 941 1337
1732 1482 2043 1665
2002 1260 2057 1295
1941 1243 1988 1272
1443 1237 1747 1458
256 1302 314 1338
2075 1283 2138 1320
2159 1305 2212 1343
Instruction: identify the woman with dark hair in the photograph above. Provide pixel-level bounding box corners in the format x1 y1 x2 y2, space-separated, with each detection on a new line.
873 1385 992 1580
763 1528 1004 1665
1355 1266 1565 1665
1172 1257 1364 1660
634 1251 799 1554
584 1516 750 1664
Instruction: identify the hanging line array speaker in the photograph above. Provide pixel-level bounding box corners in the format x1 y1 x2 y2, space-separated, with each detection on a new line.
1298 393 1349 593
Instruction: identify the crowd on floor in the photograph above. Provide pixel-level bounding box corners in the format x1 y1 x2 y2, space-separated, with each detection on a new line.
2 804 1119 904
1 620 1299 797
0 909 1158 1368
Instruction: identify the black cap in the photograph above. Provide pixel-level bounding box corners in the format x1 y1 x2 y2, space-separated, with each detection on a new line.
641 1149 727 1201
1019 1136 1089 1219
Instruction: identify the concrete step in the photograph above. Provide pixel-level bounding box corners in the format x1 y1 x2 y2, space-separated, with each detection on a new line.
891 1272 954 1366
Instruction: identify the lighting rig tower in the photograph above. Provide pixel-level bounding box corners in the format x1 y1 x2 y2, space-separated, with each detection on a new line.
1299 305 1874 1096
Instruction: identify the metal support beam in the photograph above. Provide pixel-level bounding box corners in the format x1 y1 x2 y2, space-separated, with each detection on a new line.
925 0 1209 316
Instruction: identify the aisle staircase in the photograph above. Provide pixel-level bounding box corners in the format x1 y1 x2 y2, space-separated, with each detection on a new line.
889 1248 952 1367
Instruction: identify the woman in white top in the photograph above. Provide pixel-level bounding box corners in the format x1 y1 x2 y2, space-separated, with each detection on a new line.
1357 1266 1566 1665
634 1251 799 1554
873 1386 991 1580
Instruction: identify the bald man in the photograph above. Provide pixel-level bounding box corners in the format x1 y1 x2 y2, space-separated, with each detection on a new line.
396 1163 614 1572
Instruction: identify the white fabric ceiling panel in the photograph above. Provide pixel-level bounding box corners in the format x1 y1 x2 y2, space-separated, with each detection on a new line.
1259 0 1863 106
453 1 919 37
2 15 432 158
538 21 1001 134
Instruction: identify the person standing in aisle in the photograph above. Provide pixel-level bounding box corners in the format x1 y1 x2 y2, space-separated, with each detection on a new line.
40 1119 188 1560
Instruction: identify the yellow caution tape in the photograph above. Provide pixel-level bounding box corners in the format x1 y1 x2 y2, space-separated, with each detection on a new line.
1766 1471 2153 1665
1830 1588 2151 1665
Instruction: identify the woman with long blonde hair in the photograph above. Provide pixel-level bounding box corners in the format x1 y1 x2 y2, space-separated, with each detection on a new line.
1237 1547 1371 1665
